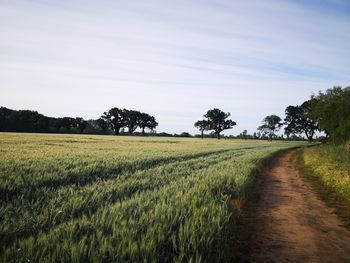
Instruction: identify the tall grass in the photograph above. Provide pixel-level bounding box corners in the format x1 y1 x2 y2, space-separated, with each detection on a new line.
302 145 350 201
0 133 302 262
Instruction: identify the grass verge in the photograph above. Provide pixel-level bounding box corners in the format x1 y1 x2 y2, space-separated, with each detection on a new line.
295 146 350 229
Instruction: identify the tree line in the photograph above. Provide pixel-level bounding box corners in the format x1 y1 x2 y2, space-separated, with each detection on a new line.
98 108 158 135
194 86 349 144
0 107 158 135
1 86 348 143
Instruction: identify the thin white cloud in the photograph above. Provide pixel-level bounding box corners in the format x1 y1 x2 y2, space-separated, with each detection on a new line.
0 0 349 135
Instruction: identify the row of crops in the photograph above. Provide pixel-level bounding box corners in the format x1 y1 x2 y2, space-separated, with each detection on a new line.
0 133 302 262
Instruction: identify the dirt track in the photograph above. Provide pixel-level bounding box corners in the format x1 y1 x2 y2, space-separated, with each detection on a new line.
239 150 350 263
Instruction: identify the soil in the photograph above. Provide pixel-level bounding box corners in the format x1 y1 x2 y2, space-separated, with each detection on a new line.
236 150 350 263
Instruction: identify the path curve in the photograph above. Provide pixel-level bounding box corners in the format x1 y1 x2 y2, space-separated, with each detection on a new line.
241 150 350 263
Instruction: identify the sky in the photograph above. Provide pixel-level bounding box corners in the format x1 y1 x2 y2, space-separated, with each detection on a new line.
1 0 349 135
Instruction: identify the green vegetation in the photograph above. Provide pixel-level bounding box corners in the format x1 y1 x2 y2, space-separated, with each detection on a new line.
194 108 236 139
310 87 350 144
284 86 349 144
0 106 158 136
0 133 302 262
302 145 350 202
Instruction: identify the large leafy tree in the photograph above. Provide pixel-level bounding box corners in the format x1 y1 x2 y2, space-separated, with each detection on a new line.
258 115 283 141
198 108 236 139
284 101 319 143
138 113 158 135
123 109 142 135
310 86 350 144
101 107 125 135
194 120 209 138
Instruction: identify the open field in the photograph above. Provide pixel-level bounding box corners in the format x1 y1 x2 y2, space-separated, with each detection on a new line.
0 133 304 262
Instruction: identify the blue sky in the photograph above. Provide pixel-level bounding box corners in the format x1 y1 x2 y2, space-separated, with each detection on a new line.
1 0 349 135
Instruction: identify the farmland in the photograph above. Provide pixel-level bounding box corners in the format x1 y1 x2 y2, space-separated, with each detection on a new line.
0 133 303 262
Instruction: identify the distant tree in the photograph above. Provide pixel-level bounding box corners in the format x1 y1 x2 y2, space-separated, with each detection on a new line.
35 116 50 132
194 120 209 138
157 132 173 137
198 108 236 139
284 101 318 143
51 118 62 132
239 129 248 139
138 113 158 135
174 132 192 137
96 118 109 133
258 115 283 141
101 107 125 135
75 117 88 134
180 132 192 137
123 109 142 135
310 86 350 144
61 117 74 132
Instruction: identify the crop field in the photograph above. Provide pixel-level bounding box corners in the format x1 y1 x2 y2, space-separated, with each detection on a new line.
0 133 302 262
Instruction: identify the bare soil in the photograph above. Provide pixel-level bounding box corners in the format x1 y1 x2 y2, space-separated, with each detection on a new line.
236 150 350 263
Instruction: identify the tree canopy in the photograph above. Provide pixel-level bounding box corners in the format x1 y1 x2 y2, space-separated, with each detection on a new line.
310 86 350 144
258 115 283 141
194 120 209 138
0 106 158 136
101 107 125 135
284 101 319 143
100 108 158 135
138 113 158 135
195 108 236 139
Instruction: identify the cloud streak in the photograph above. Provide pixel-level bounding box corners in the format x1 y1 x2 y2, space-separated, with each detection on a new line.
0 0 349 134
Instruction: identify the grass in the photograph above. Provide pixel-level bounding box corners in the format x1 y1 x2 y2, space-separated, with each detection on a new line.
299 145 350 228
0 133 304 262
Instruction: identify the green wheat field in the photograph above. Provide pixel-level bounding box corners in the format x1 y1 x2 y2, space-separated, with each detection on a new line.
0 133 303 262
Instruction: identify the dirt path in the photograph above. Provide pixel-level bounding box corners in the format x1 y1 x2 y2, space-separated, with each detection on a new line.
239 150 350 263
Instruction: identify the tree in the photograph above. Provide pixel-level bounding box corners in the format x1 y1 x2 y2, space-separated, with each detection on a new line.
239 129 248 140
199 108 236 139
194 120 209 138
123 109 142 135
50 118 62 132
310 86 350 144
61 117 74 132
75 117 88 134
96 118 109 133
284 101 318 143
258 115 283 141
101 107 125 135
138 113 158 135
179 132 192 137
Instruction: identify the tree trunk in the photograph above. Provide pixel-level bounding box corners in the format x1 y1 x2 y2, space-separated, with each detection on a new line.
142 127 145 136
217 132 220 139
201 130 204 139
114 128 120 135
306 131 314 143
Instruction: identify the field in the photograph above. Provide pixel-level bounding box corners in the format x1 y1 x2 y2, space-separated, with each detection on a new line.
0 133 303 262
